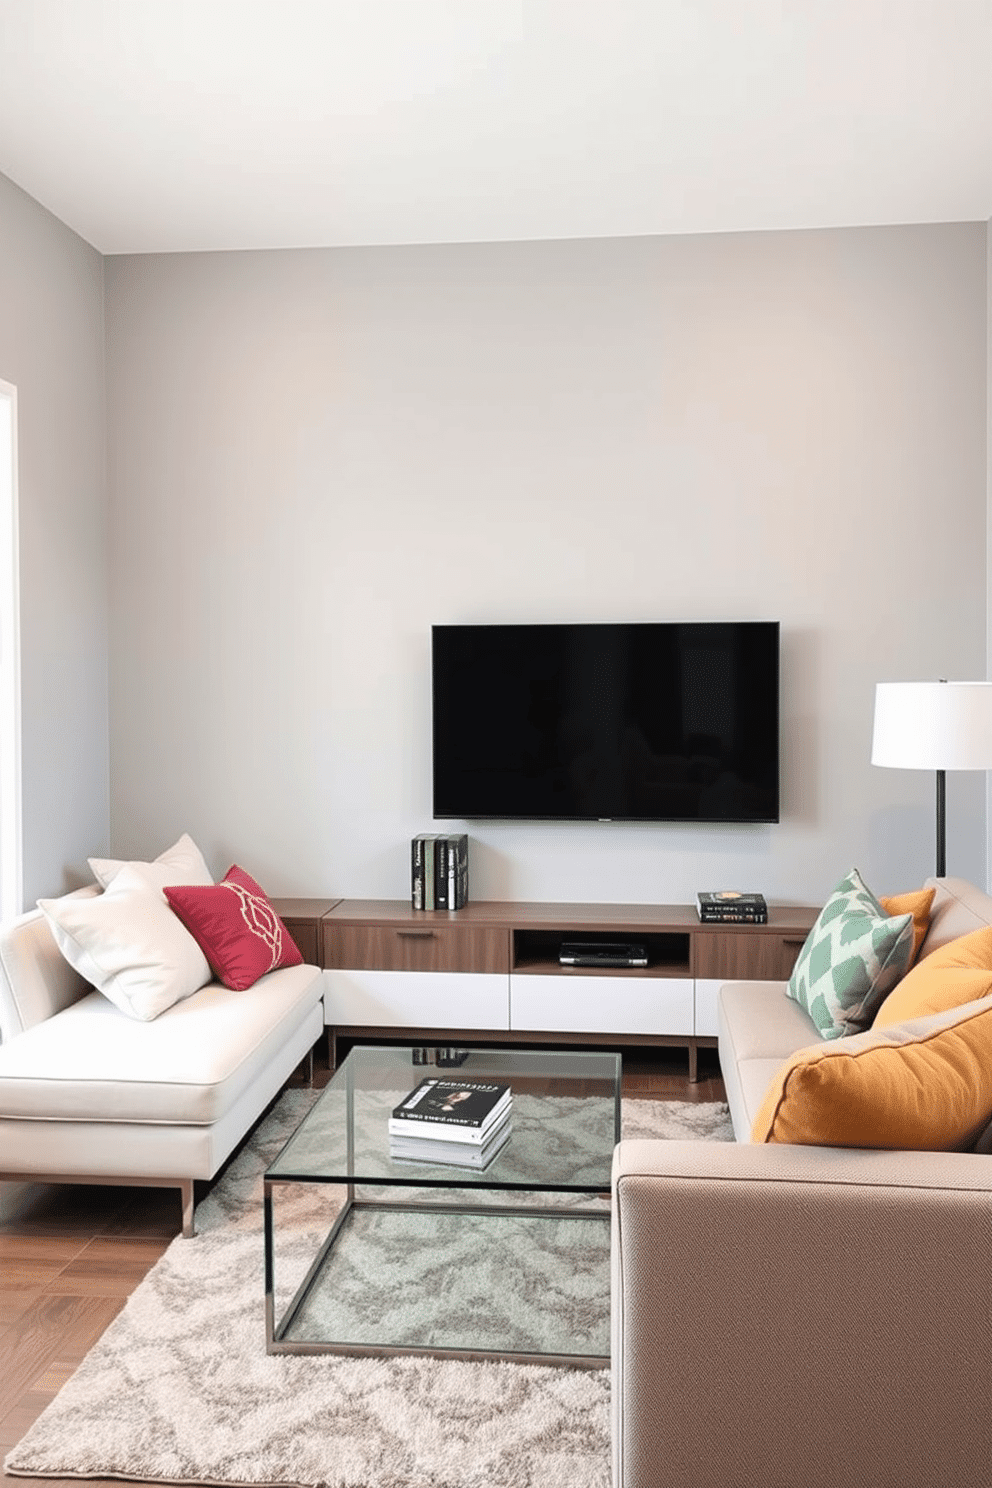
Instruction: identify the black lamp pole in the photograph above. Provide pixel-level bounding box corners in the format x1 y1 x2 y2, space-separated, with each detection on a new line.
935 768 946 878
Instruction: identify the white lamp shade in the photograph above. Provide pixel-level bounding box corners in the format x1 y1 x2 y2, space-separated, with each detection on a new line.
872 682 992 771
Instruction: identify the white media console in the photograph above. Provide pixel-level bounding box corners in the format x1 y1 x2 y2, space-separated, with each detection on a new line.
274 898 819 1082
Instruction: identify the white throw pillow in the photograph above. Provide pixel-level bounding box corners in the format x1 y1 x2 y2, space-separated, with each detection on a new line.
89 833 213 891
39 863 213 1021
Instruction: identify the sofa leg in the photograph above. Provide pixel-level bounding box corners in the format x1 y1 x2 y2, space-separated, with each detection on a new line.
180 1180 195 1238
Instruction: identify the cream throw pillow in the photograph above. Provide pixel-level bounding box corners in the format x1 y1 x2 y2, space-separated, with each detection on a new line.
39 863 212 1021
89 832 213 891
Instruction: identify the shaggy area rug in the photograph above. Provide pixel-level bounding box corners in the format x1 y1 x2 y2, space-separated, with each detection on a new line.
5 1091 733 1488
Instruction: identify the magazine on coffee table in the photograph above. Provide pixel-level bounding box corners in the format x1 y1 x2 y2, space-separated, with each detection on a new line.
389 1077 512 1143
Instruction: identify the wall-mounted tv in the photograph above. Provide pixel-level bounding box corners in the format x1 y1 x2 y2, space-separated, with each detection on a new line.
432 621 779 823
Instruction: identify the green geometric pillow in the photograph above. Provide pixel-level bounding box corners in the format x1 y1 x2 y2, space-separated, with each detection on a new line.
787 867 915 1040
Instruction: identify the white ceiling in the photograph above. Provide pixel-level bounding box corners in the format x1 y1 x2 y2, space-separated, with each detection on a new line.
1 0 991 256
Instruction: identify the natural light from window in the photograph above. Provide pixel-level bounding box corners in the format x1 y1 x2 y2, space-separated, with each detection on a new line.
0 382 22 921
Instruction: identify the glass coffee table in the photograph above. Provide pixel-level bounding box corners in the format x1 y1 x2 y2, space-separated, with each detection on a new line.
264 1044 620 1368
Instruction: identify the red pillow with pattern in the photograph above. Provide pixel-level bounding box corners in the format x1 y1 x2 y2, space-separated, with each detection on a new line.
164 866 304 991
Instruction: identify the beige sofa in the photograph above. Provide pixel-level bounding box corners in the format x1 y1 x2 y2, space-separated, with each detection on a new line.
0 892 324 1236
611 876 992 1488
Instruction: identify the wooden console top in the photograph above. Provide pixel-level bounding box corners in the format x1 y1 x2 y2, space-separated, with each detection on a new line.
321 898 819 935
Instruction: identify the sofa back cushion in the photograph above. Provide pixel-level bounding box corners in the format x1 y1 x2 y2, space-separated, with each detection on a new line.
919 877 992 958
752 996 992 1151
0 888 99 1039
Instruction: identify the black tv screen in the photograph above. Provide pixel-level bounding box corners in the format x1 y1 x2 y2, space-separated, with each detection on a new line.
432 621 779 823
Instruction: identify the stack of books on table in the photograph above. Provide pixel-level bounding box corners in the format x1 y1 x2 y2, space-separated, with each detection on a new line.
697 891 768 924
388 1076 511 1168
411 833 469 911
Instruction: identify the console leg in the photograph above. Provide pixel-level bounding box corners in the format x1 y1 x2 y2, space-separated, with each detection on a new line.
326 1027 337 1072
688 1041 698 1084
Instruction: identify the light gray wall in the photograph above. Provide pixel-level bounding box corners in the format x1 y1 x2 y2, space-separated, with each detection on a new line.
104 224 988 905
0 173 109 905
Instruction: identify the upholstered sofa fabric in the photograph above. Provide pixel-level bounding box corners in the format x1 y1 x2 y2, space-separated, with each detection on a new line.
0 964 320 1124
0 893 96 1038
718 981 820 1140
611 1140 992 1488
612 876 992 1488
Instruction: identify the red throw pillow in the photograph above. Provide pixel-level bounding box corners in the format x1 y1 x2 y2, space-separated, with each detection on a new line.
164 866 304 991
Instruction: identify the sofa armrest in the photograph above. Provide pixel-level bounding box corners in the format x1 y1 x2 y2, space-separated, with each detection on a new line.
612 1139 992 1488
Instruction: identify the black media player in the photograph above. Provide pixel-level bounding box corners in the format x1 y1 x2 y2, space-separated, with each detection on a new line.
559 941 648 968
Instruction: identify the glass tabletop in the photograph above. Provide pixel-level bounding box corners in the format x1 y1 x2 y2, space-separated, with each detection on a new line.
266 1044 621 1192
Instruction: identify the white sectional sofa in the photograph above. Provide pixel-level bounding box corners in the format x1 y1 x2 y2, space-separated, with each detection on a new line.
0 884 324 1236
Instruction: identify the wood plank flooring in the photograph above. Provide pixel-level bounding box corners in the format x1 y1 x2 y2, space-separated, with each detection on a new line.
0 1045 725 1488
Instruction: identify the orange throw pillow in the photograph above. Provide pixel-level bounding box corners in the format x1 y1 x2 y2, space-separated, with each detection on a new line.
878 886 935 962
874 925 992 1028
751 997 992 1150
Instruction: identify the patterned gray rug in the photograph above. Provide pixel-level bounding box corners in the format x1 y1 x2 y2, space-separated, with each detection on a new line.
5 1090 733 1488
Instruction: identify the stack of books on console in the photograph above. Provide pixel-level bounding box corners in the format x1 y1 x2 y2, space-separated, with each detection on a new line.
388 1076 512 1168
411 833 469 911
697 891 768 924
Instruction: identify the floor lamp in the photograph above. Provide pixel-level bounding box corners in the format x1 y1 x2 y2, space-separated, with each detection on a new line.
871 681 992 877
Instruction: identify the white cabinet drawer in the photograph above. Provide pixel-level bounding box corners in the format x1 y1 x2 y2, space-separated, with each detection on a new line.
324 969 510 1030
509 974 693 1036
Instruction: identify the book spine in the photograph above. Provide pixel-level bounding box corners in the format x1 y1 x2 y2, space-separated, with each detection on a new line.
699 898 767 910
451 834 468 910
448 836 456 910
388 1108 510 1143
436 836 449 910
699 904 767 916
423 836 436 912
411 835 424 912
388 1118 492 1143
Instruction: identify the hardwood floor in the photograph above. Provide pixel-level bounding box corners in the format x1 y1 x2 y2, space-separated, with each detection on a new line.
0 1044 725 1486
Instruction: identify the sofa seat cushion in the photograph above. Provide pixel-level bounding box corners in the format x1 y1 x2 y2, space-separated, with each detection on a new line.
0 962 322 1125
718 982 822 1140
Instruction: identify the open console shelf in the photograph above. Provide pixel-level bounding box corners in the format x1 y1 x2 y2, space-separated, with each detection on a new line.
512 928 691 978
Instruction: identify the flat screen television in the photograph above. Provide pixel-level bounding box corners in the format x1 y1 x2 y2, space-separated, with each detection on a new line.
432 621 779 823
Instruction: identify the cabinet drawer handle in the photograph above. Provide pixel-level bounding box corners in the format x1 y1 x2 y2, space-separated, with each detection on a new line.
397 930 436 940
782 936 808 947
